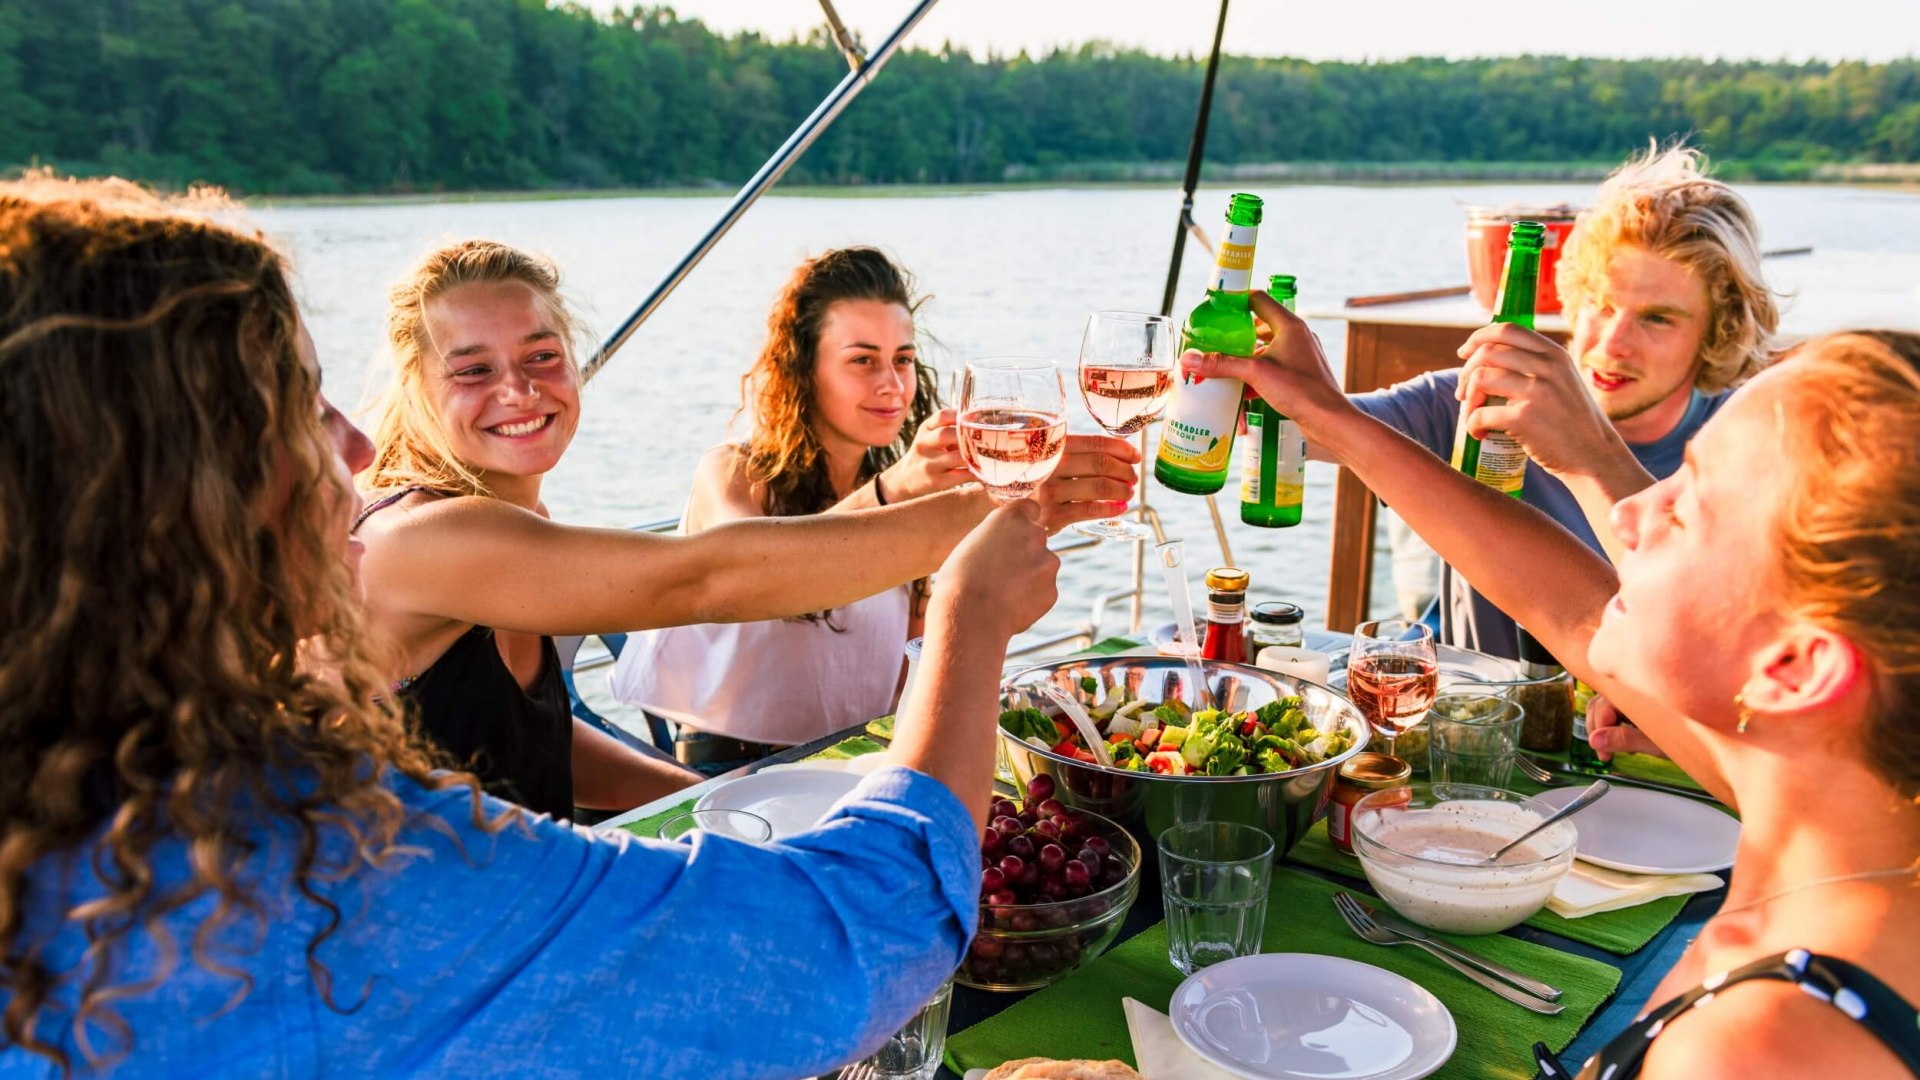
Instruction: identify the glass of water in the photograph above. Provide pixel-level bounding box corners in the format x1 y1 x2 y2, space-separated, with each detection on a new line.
1158 822 1274 975
853 979 952 1080
1427 691 1526 788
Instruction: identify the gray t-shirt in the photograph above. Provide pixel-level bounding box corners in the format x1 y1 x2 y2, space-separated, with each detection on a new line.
1352 368 1728 660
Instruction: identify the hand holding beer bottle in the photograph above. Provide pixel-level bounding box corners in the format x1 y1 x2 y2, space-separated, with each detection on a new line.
1178 290 1359 445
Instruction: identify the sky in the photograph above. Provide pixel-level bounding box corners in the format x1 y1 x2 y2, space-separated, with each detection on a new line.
596 0 1920 63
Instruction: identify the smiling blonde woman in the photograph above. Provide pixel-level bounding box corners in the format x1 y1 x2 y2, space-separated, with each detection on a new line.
355 240 1138 817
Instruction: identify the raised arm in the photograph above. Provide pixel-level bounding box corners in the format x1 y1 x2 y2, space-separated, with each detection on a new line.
359 487 994 637
1455 322 1657 564
1186 294 1733 803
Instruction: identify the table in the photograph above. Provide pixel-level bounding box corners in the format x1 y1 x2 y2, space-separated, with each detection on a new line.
597 637 1726 1079
1306 249 1920 631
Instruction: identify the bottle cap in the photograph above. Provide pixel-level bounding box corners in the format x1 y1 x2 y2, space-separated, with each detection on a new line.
1204 567 1250 592
1249 601 1304 625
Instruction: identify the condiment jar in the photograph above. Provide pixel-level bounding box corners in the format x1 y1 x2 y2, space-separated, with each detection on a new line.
1512 629 1576 754
1327 752 1412 854
1247 601 1305 663
1200 567 1251 665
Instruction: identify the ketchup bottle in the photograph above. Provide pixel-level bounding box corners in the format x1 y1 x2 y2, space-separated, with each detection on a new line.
1199 567 1251 665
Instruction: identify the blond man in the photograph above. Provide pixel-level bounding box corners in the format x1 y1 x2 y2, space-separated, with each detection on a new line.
1347 146 1780 659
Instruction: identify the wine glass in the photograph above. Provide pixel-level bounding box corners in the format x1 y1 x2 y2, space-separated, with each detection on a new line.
957 358 1068 502
1075 311 1176 540
1345 619 1438 758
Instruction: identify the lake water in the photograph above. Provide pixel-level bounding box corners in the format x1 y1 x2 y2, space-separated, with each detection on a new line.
258 182 1920 654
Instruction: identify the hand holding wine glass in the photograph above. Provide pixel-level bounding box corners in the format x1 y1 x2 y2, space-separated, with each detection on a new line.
1346 619 1438 758
1075 311 1175 540
958 358 1068 502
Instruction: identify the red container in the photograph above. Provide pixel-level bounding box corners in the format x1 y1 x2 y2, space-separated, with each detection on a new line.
1465 205 1580 315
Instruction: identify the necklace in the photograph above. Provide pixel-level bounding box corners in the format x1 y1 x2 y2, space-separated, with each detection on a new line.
1716 865 1920 918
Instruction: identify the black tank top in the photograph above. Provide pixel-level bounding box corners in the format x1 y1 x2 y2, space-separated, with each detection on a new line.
1534 948 1920 1078
357 489 575 820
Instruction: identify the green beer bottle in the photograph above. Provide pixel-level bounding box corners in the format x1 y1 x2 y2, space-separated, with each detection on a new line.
1155 193 1263 495
1240 274 1306 527
1448 220 1544 497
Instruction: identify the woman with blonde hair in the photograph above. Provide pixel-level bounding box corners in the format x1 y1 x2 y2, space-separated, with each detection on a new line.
611 247 981 771
0 174 1070 1078
353 240 1136 816
1188 298 1920 1078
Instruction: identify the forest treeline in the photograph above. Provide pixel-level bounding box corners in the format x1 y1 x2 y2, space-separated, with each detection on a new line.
3 0 1917 194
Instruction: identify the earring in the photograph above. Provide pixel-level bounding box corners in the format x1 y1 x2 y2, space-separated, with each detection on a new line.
1735 692 1754 735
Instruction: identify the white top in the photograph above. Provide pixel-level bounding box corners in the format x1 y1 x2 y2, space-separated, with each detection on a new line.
610 583 909 746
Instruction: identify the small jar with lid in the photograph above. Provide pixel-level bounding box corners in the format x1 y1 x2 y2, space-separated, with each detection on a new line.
1326 752 1412 854
1247 601 1305 663
1200 567 1251 665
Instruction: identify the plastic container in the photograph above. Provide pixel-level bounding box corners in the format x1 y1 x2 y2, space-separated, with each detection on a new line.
1465 204 1579 314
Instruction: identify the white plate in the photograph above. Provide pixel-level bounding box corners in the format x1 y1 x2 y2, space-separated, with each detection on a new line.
1169 953 1456 1080
693 767 864 840
1534 784 1740 874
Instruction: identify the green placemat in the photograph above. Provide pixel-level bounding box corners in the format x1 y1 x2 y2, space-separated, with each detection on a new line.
946 868 1621 1080
1284 820 1688 954
619 734 890 839
1527 749 1706 793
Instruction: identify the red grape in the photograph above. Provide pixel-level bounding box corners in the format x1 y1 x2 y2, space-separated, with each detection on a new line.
998 854 1025 880
1026 774 1056 804
1081 836 1110 857
982 829 1003 854
1063 859 1092 890
992 815 1022 837
986 888 1017 907
1036 798 1067 820
1006 835 1035 860
970 935 1004 959
1032 818 1062 841
1011 912 1039 932
1019 864 1040 889
1037 843 1067 873
1041 877 1067 900
982 866 1006 892
990 799 1018 821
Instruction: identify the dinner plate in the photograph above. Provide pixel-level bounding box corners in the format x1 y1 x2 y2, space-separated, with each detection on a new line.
693 767 864 840
1169 953 1456 1080
1534 783 1739 874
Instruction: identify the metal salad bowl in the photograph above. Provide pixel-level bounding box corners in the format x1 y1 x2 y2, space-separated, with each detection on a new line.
998 656 1371 862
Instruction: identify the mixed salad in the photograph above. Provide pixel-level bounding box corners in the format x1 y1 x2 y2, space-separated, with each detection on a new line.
1000 677 1357 776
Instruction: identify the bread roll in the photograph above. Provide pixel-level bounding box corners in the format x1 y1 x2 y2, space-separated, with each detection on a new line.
980 1057 1145 1080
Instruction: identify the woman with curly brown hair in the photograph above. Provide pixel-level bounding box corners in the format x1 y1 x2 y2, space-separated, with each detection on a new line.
0 176 1071 1078
611 247 1012 772
1189 299 1920 1078
353 240 1137 815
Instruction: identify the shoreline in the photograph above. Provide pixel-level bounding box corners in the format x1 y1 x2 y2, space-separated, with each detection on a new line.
250 169 1920 210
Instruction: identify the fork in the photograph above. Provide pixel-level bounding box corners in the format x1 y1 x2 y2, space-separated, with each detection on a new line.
1514 755 1559 785
834 1063 875 1080
1331 893 1564 1015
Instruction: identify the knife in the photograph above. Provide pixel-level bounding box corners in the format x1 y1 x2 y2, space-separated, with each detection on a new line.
1357 899 1565 1001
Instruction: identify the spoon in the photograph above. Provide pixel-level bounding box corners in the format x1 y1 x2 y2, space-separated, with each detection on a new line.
1031 681 1114 768
1156 539 1213 712
1484 779 1611 864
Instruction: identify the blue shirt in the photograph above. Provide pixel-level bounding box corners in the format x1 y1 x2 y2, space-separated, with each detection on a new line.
1 766 977 1079
1352 369 1727 659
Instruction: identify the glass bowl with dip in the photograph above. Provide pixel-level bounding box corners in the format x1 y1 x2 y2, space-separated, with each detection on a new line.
1348 783 1577 935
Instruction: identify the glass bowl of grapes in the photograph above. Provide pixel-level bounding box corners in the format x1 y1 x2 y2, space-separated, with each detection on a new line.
960 773 1142 992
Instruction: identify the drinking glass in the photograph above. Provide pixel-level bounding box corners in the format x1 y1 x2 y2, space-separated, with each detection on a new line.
1074 311 1175 540
852 979 952 1080
1427 690 1526 787
957 358 1068 502
1158 821 1274 975
1346 619 1438 759
656 809 773 843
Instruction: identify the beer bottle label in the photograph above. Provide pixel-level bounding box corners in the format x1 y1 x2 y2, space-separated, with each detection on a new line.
1158 380 1240 474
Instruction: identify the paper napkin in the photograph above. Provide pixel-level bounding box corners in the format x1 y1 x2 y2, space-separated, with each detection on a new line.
1123 996 1240 1080
1547 860 1723 919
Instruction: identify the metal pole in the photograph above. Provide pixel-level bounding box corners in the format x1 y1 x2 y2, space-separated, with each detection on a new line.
584 0 942 381
1134 0 1236 626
